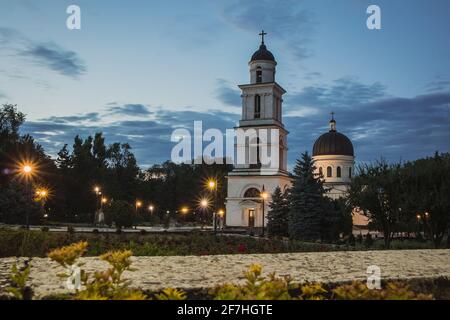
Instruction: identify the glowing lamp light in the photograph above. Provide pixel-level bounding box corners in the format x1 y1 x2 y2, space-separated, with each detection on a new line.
208 180 216 189
181 207 189 214
200 199 208 208
23 165 32 174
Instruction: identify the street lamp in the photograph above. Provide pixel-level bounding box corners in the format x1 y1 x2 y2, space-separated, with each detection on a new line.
35 188 49 219
135 200 142 213
199 198 209 228
148 205 154 214
19 162 35 229
260 185 268 237
207 179 218 234
218 209 225 231
93 186 102 224
181 207 189 214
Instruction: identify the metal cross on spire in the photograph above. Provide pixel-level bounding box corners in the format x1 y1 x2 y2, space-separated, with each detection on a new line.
259 30 267 44
330 111 335 120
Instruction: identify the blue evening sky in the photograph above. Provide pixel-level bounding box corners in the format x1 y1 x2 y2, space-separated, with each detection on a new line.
0 0 449 167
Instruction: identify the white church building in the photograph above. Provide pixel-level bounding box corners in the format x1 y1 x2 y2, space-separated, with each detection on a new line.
225 33 364 231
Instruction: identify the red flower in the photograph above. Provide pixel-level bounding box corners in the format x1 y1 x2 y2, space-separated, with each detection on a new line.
237 243 247 253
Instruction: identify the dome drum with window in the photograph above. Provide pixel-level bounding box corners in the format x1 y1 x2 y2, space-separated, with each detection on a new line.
312 114 355 199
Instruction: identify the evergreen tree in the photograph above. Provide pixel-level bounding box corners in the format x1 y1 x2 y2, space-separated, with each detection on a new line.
288 152 327 241
267 186 289 237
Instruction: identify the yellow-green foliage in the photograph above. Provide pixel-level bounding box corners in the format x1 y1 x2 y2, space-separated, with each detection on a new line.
47 242 147 300
211 264 433 300
77 249 147 300
212 264 293 300
154 288 187 300
47 241 88 268
298 282 328 300
45 244 435 301
332 281 433 300
7 260 32 300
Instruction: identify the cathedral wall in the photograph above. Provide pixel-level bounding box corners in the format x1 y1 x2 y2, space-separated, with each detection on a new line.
313 155 354 184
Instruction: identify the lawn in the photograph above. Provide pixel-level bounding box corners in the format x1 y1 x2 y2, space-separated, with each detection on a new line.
0 228 438 258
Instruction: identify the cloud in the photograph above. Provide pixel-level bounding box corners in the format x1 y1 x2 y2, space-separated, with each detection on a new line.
222 0 314 59
0 27 86 78
41 112 100 124
214 79 241 107
107 103 152 116
21 43 86 78
18 78 450 168
284 78 450 163
286 77 388 111
21 107 239 168
425 76 450 92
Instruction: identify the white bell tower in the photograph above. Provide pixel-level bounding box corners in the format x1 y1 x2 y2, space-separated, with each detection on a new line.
225 31 292 232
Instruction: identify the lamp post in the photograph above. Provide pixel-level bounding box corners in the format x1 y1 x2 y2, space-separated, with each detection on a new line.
20 163 34 229
36 188 49 218
218 209 224 231
135 200 142 229
207 179 218 234
200 198 208 228
93 186 101 224
260 185 268 237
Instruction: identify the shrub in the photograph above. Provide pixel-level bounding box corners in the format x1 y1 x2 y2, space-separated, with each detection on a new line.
6 260 33 300
92 229 99 234
104 201 134 229
140 229 147 235
48 241 88 268
212 264 293 300
332 281 433 300
48 242 147 300
348 234 356 246
154 288 187 300
41 227 49 232
67 226 75 234
364 234 374 247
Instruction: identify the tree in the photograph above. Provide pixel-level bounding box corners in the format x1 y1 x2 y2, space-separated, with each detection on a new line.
104 201 134 228
288 152 328 241
267 186 289 237
320 197 353 242
347 160 403 249
401 153 450 248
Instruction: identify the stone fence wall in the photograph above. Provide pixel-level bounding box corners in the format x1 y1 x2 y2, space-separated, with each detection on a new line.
1 249 449 298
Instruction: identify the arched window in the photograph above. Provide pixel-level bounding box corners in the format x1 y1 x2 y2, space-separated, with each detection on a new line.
244 188 260 198
254 94 261 119
256 137 261 167
349 167 352 178
337 166 341 178
327 166 332 178
319 167 323 176
256 67 262 83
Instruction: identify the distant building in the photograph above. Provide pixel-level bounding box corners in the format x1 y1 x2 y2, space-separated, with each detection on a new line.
225 32 368 232
226 33 291 230
312 116 368 229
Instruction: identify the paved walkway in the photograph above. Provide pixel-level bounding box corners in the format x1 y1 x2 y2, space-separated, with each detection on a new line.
1 249 449 298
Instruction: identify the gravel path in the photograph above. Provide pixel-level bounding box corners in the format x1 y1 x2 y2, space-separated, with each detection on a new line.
1 249 449 298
